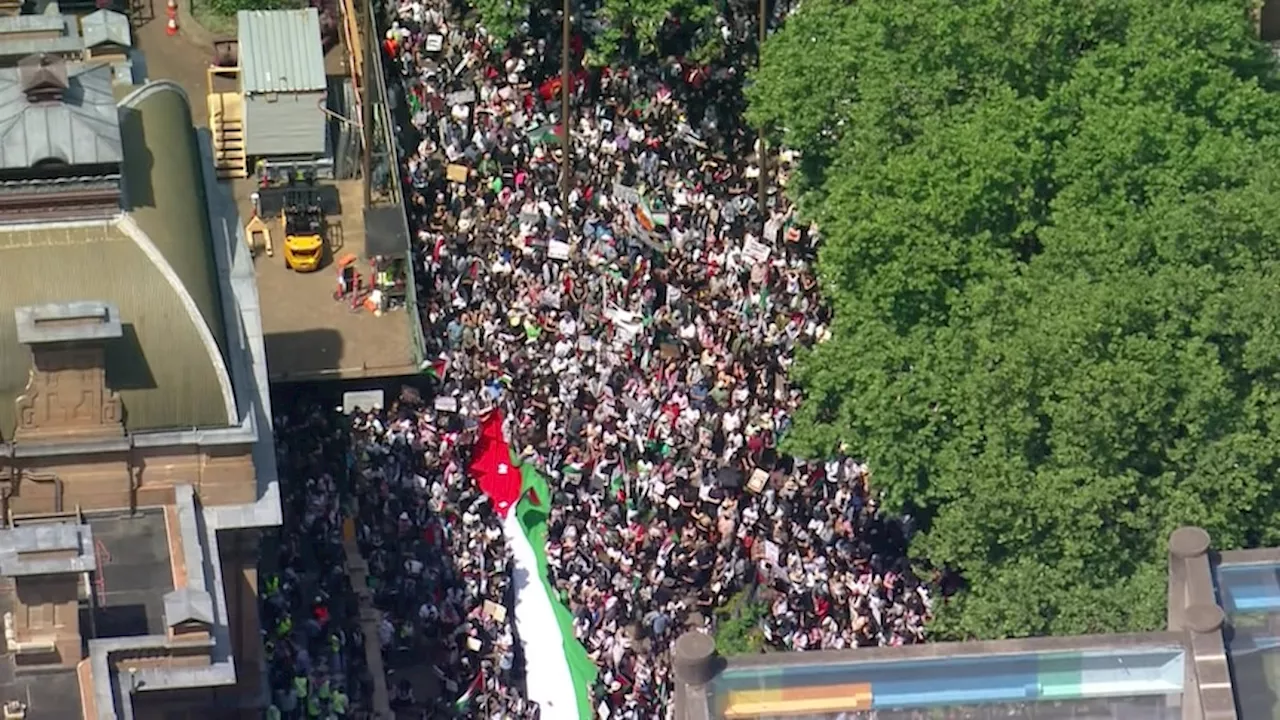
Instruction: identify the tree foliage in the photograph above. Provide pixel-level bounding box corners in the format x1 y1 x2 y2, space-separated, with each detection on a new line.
205 0 300 17
470 0 528 45
751 0 1280 640
472 0 729 65
713 589 769 655
587 0 720 66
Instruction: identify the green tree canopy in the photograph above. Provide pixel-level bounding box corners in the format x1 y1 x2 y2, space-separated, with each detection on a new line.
751 0 1280 639
473 0 736 65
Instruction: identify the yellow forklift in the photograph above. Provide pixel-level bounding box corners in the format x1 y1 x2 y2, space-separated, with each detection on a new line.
257 186 337 272
281 193 325 272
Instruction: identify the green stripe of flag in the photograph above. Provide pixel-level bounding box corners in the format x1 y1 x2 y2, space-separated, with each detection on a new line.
514 456 597 719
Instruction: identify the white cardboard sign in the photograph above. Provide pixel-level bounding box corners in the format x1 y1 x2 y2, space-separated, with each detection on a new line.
342 390 385 414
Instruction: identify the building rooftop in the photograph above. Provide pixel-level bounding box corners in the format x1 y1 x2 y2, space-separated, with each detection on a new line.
86 511 173 639
0 60 121 170
0 15 82 61
80 9 130 50
0 522 95 576
0 221 235 437
118 80 230 372
84 486 241 720
0 80 243 439
0 14 65 35
0 658 82 720
237 9 326 94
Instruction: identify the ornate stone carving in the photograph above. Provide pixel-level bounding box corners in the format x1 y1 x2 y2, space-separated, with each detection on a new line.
13 346 123 441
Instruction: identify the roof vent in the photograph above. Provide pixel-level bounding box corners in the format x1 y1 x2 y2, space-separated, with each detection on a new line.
18 54 69 104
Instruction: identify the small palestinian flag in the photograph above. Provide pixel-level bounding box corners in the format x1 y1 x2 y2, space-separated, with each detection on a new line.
425 353 448 381
454 669 484 711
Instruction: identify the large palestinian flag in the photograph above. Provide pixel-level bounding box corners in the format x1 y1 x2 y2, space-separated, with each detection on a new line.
469 411 596 719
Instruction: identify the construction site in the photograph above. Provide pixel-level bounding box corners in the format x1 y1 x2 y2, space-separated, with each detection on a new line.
197 2 419 382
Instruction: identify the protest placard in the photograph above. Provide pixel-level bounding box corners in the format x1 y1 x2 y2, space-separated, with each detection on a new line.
527 124 558 145
434 396 458 413
342 390 384 414
614 316 643 345
763 540 781 566
446 164 469 183
612 182 643 206
446 88 477 106
548 239 570 260
483 600 507 623
743 237 772 264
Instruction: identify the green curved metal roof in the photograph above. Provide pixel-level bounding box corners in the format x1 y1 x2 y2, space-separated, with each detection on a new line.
0 82 237 437
119 83 229 365
0 225 230 435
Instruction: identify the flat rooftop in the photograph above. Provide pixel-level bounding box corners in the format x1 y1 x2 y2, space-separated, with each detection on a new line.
230 176 416 382
0 512 171 719
0 658 81 720
86 511 173 639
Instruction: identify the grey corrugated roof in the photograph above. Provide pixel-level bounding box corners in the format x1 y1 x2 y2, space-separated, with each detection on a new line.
81 9 131 49
0 62 121 169
0 13 65 34
0 15 81 58
237 9 326 94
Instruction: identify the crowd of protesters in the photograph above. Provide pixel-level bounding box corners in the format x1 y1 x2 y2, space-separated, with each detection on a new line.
263 394 543 718
375 0 936 713
262 403 366 720
349 396 542 717
255 0 939 717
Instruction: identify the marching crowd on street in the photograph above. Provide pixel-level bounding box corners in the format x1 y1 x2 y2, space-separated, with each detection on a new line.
350 395 543 718
262 403 366 720
384 0 934 712
263 0 934 717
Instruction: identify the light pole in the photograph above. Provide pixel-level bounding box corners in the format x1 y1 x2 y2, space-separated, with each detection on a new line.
560 0 572 213
757 0 768 229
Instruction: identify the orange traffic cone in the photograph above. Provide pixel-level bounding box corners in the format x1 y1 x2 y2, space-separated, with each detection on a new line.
166 16 178 35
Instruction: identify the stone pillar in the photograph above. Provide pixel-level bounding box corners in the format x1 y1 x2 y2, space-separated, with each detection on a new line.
1185 603 1225 635
1169 526 1211 560
1169 528 1240 720
672 631 719 687
1167 526 1211 632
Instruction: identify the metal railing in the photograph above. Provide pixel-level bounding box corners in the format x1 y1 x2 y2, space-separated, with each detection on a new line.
361 0 427 370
